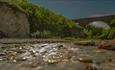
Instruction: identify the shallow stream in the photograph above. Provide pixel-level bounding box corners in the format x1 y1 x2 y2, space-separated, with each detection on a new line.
0 43 115 70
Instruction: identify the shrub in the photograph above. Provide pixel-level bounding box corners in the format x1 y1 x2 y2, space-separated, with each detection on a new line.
84 25 110 39
31 30 53 38
107 27 115 39
108 19 115 39
111 19 115 27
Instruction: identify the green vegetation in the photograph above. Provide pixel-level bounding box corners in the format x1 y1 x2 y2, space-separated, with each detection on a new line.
5 0 115 39
107 27 115 39
108 19 115 39
9 0 82 38
111 19 115 27
83 24 111 39
83 19 115 39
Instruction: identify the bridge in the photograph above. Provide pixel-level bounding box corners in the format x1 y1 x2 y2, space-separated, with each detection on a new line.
73 15 115 26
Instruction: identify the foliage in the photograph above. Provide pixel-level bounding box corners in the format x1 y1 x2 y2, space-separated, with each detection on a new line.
31 31 53 38
9 0 82 38
83 25 111 39
111 19 115 27
83 29 93 38
107 27 115 39
83 19 115 39
107 19 115 39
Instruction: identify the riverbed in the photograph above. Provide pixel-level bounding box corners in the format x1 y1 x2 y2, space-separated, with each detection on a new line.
0 39 115 70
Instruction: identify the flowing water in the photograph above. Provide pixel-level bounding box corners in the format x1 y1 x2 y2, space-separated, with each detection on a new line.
0 42 115 70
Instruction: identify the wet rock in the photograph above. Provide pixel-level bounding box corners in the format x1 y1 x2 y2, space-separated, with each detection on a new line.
56 44 64 49
16 49 26 53
71 56 78 62
77 55 93 63
1 46 7 49
0 53 5 56
83 64 98 70
44 52 63 64
16 57 28 61
66 50 76 59
98 40 115 50
47 60 59 64
40 44 48 47
74 41 95 46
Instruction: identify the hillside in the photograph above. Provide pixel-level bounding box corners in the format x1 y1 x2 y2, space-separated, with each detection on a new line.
11 0 82 38
0 1 29 38
1 0 114 39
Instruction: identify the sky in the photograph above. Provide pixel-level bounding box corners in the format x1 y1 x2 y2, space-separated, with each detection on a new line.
29 0 115 19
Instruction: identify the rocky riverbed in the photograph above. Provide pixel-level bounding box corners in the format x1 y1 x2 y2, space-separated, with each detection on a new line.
0 39 115 70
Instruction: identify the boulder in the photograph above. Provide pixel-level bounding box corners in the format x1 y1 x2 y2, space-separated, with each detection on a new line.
77 55 93 63
97 40 115 50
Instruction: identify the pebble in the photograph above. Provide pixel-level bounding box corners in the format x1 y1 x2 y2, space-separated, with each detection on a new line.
47 60 59 64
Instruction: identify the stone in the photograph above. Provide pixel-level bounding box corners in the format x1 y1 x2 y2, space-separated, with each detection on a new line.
74 41 95 46
77 55 93 63
0 53 5 56
47 59 59 64
83 65 98 70
97 40 115 50
56 44 64 49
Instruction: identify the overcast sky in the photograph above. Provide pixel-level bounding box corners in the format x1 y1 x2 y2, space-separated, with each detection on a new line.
29 0 115 19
